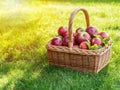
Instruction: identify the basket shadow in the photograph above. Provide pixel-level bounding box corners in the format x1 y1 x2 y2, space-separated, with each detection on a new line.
37 64 109 89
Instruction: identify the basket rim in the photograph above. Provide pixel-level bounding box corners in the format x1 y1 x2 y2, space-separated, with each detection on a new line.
46 40 113 55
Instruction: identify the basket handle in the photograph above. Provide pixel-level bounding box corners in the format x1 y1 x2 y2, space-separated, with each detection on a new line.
68 8 90 48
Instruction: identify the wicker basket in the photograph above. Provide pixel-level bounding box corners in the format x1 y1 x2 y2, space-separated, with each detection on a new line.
46 8 113 73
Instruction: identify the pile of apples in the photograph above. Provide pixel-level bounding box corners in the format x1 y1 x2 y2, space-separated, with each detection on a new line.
51 26 110 50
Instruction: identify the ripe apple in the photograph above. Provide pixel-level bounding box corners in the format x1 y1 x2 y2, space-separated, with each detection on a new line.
51 37 62 46
62 36 69 46
91 38 102 46
62 31 68 37
73 32 77 37
76 27 84 33
73 32 78 44
76 32 91 44
98 32 110 39
79 41 88 50
86 26 98 37
62 36 75 46
58 26 67 36
73 45 79 48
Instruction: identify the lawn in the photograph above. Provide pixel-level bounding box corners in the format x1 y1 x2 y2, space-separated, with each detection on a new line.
0 0 120 90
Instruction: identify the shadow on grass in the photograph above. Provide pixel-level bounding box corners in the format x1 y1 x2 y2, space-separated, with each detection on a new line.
1 59 111 90
0 52 48 89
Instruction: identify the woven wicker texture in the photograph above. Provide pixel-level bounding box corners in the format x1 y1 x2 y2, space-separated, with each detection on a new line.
46 8 113 73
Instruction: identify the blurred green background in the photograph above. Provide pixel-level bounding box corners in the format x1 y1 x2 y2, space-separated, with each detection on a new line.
0 0 120 90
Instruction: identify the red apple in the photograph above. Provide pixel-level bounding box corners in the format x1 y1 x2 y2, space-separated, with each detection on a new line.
73 45 79 48
76 27 84 33
51 37 62 46
73 33 79 45
62 36 69 46
58 26 67 36
62 31 68 37
98 32 110 39
73 33 77 37
79 41 88 50
91 38 102 46
86 26 98 37
62 36 75 46
76 32 91 44
73 32 78 40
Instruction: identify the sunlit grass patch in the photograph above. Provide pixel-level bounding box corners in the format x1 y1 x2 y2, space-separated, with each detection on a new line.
0 0 120 90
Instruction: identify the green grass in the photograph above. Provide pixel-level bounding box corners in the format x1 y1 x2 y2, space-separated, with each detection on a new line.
0 0 120 90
